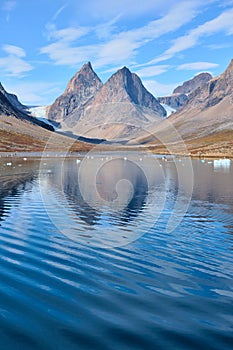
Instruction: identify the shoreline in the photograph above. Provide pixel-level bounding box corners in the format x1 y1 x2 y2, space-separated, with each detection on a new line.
0 150 232 160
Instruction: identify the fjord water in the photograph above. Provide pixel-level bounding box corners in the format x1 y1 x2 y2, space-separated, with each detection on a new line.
0 155 232 350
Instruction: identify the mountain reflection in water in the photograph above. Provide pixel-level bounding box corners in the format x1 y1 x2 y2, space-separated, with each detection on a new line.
0 155 233 350
40 155 168 246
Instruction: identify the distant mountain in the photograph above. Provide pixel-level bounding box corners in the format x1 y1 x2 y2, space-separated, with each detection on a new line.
158 73 212 111
181 60 233 110
48 63 166 140
157 93 188 111
157 73 213 113
0 83 54 131
173 72 213 95
47 62 103 122
0 83 27 112
134 60 233 157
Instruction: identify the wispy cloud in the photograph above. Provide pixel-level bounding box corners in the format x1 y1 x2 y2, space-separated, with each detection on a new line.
51 4 67 22
40 1 201 69
1 1 16 21
147 8 233 64
0 45 33 77
46 24 89 42
135 65 170 78
3 44 25 57
142 79 179 97
177 61 219 71
3 81 63 105
77 0 196 21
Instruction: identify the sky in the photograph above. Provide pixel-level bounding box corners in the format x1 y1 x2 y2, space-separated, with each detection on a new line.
0 0 233 106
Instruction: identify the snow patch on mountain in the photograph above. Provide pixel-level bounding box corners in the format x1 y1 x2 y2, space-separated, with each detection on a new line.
29 106 59 129
160 103 176 117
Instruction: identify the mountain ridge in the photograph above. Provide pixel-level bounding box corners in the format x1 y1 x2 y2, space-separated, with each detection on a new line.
47 62 103 122
134 59 233 157
48 63 166 140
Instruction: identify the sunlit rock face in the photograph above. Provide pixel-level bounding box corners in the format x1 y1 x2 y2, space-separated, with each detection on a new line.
47 63 166 141
47 62 103 123
173 72 213 95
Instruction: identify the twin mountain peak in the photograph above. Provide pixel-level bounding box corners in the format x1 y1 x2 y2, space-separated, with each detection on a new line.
47 62 212 139
2 59 233 143
48 62 166 138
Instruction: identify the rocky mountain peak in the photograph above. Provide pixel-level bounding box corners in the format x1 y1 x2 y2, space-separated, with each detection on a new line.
49 63 167 139
65 61 102 93
222 58 233 81
173 72 213 95
48 62 103 121
177 58 233 111
100 66 166 116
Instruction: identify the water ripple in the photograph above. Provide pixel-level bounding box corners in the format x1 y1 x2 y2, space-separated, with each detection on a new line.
0 157 233 349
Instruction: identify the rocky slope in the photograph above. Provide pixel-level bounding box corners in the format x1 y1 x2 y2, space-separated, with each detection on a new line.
157 72 213 112
0 112 92 153
0 83 92 153
0 83 28 112
48 64 166 140
173 72 212 95
0 84 54 132
47 62 103 122
157 93 188 110
133 60 233 157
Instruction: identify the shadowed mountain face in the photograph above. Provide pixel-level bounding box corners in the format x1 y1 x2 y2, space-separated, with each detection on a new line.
47 63 166 141
0 84 54 131
182 60 233 110
135 59 233 157
173 72 213 95
157 73 213 112
157 94 188 110
0 83 27 112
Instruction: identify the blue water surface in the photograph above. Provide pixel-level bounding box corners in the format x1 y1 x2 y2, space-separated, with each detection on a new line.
0 155 232 350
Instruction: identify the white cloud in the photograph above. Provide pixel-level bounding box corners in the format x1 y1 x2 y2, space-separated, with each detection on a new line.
177 61 219 70
3 81 63 105
93 37 139 68
40 41 97 66
51 4 67 22
40 1 201 69
142 79 179 97
47 25 89 42
0 45 33 77
95 16 120 40
77 0 198 21
3 44 25 57
135 65 170 77
148 8 233 64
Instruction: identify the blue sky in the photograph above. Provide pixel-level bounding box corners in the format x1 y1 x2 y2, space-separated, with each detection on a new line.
0 0 233 106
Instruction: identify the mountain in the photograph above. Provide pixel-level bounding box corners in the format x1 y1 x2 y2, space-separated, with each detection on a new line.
47 62 103 122
173 72 213 95
157 73 213 113
133 60 233 157
0 83 27 112
157 93 188 111
0 84 91 152
0 93 54 132
48 63 166 140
